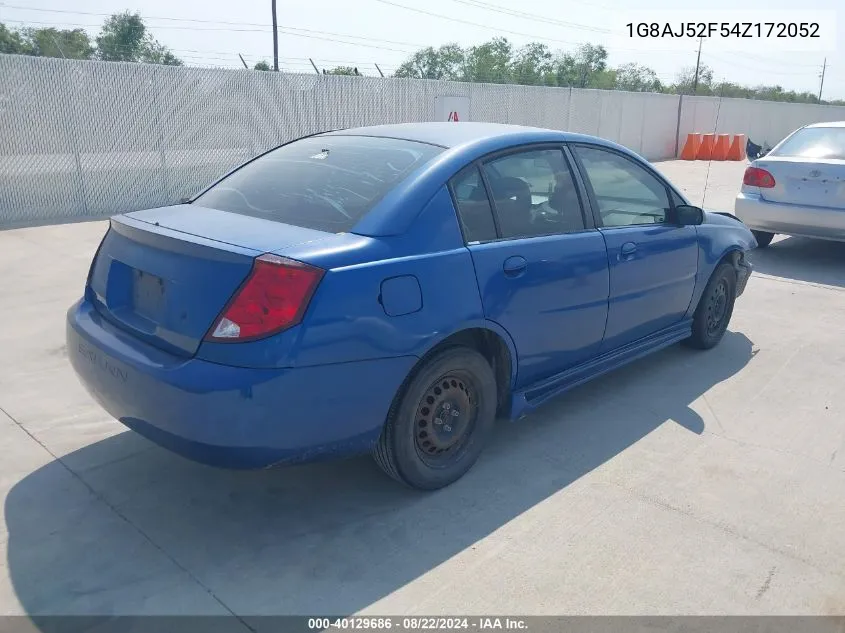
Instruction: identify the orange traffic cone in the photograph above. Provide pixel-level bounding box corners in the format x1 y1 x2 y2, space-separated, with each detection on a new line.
712 134 731 160
680 133 701 160
696 134 715 160
727 134 747 160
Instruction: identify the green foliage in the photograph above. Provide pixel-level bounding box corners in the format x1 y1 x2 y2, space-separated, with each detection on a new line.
395 43 466 80
0 23 93 59
95 12 147 62
614 63 663 92
392 38 840 104
253 60 271 71
327 66 359 75
0 12 180 65
24 27 94 59
0 23 33 55
95 11 181 65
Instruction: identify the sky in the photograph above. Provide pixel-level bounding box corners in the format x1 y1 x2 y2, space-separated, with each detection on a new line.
1 0 843 99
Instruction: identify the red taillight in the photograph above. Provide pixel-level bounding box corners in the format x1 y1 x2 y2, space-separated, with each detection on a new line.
206 254 324 342
743 166 776 188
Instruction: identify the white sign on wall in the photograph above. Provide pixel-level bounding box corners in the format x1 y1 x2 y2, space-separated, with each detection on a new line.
435 96 470 122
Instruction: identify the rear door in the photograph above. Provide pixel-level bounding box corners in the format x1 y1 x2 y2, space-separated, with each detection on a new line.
570 144 698 353
452 145 610 389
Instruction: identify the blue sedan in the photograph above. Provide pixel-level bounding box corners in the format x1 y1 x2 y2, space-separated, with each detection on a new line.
67 123 756 490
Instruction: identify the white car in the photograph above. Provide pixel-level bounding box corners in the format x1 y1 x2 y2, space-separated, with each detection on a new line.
734 121 845 247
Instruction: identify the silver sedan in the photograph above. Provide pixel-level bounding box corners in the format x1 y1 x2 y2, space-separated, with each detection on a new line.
734 121 845 247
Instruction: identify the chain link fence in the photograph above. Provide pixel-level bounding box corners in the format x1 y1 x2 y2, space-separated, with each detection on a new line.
5 54 841 227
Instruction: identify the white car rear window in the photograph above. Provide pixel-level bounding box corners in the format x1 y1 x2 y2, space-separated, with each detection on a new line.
772 127 845 160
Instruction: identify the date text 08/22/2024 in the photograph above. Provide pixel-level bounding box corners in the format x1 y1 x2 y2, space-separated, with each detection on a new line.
307 618 528 630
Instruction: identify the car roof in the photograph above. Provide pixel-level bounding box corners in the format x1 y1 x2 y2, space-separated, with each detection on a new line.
321 122 576 149
804 121 845 129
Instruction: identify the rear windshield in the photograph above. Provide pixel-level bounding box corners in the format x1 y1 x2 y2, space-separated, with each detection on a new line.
772 127 845 160
193 135 444 233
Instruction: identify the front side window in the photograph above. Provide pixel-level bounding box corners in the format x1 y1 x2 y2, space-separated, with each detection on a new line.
481 149 586 239
574 146 671 227
194 135 444 233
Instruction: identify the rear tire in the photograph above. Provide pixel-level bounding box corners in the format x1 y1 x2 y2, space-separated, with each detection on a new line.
685 262 737 350
752 230 774 248
373 347 497 490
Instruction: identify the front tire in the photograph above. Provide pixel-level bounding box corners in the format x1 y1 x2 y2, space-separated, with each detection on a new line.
373 347 497 490
752 230 774 248
685 262 737 350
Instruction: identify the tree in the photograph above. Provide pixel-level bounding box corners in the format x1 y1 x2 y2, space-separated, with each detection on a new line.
253 60 271 71
1 23 93 59
96 12 145 62
573 44 607 88
24 27 94 59
673 64 714 95
548 44 609 88
395 43 465 80
140 38 182 66
327 66 359 75
95 12 181 65
614 63 663 92
464 37 512 83
1 23 34 55
510 42 554 85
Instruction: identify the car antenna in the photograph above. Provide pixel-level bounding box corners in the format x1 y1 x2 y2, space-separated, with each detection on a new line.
701 80 725 211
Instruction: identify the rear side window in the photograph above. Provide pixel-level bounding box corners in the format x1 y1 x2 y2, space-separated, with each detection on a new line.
450 167 498 243
193 135 444 233
772 127 845 160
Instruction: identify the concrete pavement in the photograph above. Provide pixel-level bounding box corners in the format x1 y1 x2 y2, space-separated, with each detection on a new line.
1 160 845 618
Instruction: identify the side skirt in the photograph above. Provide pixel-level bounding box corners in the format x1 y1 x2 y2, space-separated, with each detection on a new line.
508 320 693 419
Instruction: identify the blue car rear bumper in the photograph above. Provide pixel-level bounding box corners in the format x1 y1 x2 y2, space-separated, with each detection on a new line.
66 299 416 469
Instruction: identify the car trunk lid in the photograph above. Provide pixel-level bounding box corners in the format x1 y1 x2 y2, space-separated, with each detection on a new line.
756 157 845 208
87 207 338 357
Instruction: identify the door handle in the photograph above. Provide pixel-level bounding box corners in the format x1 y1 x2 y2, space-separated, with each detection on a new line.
503 256 528 277
619 242 637 261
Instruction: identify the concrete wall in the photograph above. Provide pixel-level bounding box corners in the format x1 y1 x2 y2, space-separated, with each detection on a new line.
678 95 845 148
2 53 844 226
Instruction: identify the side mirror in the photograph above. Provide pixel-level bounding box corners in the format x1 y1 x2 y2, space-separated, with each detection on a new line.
675 204 704 226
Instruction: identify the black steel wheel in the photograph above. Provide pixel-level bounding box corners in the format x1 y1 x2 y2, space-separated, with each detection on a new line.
374 347 497 490
686 262 737 350
705 278 729 338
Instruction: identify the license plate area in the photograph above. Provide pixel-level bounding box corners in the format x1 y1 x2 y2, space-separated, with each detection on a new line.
132 269 166 320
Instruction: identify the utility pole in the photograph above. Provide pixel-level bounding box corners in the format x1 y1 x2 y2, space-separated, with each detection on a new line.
691 37 703 95
818 57 827 103
375 63 385 78
238 53 249 69
271 0 279 71
309 58 320 74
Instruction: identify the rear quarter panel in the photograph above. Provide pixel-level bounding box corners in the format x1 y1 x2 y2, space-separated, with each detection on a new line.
294 186 490 367
197 186 499 371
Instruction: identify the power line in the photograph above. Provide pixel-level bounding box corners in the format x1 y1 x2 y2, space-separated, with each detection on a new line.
370 0 585 46
701 52 820 77
0 19 420 54
368 0 683 53
447 0 611 34
0 5 428 48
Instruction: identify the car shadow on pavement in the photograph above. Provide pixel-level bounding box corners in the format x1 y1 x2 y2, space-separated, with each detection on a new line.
750 237 845 288
5 333 753 621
